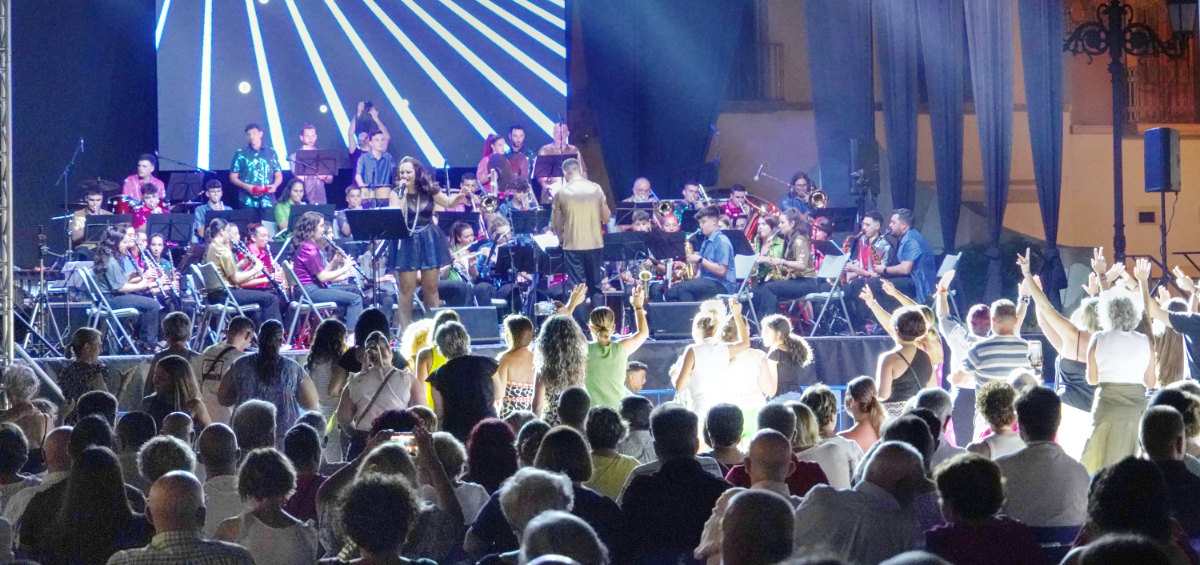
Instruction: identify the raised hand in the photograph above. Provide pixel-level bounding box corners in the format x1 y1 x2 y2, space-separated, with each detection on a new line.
1081 272 1101 297
859 285 875 303
630 285 645 309
1091 247 1107 277
1156 285 1173 306
1173 266 1196 295
1016 248 1032 278
1133 257 1153 283
728 297 743 316
1105 263 1126 284
880 279 897 296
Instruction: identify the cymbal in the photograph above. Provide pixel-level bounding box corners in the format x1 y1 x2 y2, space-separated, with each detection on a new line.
79 177 120 193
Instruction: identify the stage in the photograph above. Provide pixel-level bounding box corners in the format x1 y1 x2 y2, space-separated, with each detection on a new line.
27 335 897 412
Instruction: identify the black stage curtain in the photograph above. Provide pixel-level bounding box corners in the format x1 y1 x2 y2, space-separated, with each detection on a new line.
13 0 158 266
579 0 747 201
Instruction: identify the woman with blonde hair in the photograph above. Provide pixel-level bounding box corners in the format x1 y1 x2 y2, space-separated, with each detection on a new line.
838 375 883 453
675 298 750 427
336 331 423 459
496 315 537 416
721 315 770 436
583 286 649 410
141 354 211 430
532 315 589 425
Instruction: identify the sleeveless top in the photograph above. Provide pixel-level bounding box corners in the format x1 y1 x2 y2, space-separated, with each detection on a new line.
1056 330 1095 412
501 383 534 416
584 341 629 409
888 348 931 404
687 339 732 419
399 193 436 228
1094 330 1152 384
234 511 319 565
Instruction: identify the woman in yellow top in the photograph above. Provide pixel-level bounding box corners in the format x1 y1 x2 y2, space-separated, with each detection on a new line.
584 406 640 500
415 310 460 406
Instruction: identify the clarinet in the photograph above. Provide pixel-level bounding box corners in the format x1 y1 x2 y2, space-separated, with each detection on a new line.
128 248 168 299
323 231 368 292
233 239 287 299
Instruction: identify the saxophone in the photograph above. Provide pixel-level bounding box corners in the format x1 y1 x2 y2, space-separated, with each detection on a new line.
684 239 696 279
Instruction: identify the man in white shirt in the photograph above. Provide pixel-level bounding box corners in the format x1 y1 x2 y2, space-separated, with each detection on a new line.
695 430 801 564
936 288 991 446
3 427 69 527
994 386 1089 528
194 316 254 425
794 441 926 564
196 424 243 537
913 388 967 468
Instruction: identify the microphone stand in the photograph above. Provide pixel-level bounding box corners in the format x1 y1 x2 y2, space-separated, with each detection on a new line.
154 152 215 174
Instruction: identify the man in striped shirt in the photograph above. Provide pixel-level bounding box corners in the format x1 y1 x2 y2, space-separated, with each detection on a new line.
951 299 1032 391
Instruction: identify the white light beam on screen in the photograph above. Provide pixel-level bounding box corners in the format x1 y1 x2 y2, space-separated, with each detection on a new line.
474 0 565 58
324 0 445 168
541 0 564 9
439 0 566 94
363 0 494 137
509 0 564 30
397 0 555 136
155 0 172 50
281 0 351 148
197 0 213 169
244 0 290 171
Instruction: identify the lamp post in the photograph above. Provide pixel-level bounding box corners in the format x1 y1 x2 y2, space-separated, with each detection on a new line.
1064 0 1196 265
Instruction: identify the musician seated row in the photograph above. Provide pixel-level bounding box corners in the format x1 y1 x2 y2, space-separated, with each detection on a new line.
751 208 821 316
440 221 494 307
92 224 162 346
290 212 363 335
203 218 282 326
664 205 736 303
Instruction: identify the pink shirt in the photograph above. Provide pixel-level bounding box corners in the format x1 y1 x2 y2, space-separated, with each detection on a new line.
293 241 324 287
122 174 165 199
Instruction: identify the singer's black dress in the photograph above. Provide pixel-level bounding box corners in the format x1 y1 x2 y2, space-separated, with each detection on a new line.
388 193 452 272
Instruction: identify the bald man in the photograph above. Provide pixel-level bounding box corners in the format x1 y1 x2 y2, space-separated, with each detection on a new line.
3 427 70 526
722 490 794 565
161 412 193 443
108 471 254 564
793 441 926 564
694 430 800 564
196 423 242 537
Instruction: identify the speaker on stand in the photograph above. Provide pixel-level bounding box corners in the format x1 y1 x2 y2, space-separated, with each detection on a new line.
1145 127 1181 288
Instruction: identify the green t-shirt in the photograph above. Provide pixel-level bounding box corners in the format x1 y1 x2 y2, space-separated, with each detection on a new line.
584 341 630 409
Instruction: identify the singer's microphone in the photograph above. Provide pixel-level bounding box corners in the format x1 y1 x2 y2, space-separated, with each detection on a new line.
753 163 764 182
79 137 85 153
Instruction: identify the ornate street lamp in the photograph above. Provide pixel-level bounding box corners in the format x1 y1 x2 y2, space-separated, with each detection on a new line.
1064 0 1196 264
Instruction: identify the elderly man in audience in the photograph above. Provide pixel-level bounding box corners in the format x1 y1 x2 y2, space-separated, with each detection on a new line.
925 453 1043 565
994 386 1089 530
620 403 730 564
721 490 795 565
138 435 197 486
4 427 70 526
1141 405 1200 537
108 471 254 564
196 423 243 537
724 402 828 497
230 399 276 452
695 429 801 564
617 402 726 504
913 388 966 468
477 466 575 564
950 299 1032 434
521 511 609 565
794 441 927 564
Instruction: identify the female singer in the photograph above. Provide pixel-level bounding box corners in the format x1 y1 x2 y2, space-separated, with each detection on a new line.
91 223 161 348
290 211 364 337
750 215 783 286
387 156 469 330
203 218 282 325
751 208 819 317
274 178 307 234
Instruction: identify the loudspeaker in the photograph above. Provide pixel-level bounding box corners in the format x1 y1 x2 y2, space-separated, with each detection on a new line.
1145 127 1181 193
646 302 702 340
430 306 501 344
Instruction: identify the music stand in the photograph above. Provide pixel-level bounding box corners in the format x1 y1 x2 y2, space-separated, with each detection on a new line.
207 209 258 237
509 209 551 234
287 204 336 226
84 214 133 245
165 172 204 204
291 149 344 176
345 209 416 309
813 239 845 257
720 229 755 256
647 230 687 260
435 211 481 229
531 153 577 180
145 213 195 246
602 232 650 263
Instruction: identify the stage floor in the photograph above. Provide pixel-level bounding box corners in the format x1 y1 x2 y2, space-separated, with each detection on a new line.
28 335 896 412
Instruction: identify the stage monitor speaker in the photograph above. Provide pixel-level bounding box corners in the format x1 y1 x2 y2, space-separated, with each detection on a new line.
646 302 702 340
1145 127 1181 193
430 306 500 344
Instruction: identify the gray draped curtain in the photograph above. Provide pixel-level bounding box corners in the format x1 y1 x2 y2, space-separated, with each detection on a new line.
965 0 1013 301
1019 0 1067 308
916 0 966 251
803 0 875 200
874 0 921 211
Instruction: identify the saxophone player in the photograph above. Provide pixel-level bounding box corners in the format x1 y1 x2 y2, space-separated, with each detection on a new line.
843 211 893 280
665 205 735 302
750 215 785 286
751 208 820 316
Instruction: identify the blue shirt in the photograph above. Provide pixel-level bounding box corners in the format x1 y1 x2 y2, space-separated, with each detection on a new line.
781 196 814 216
895 228 936 300
193 203 224 242
356 151 395 188
699 230 736 292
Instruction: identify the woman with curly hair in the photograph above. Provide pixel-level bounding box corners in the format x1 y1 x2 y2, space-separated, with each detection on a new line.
760 313 813 397
532 315 589 425
290 211 364 335
965 380 1024 459
337 331 424 459
387 156 470 330
675 299 750 425
1080 289 1155 474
